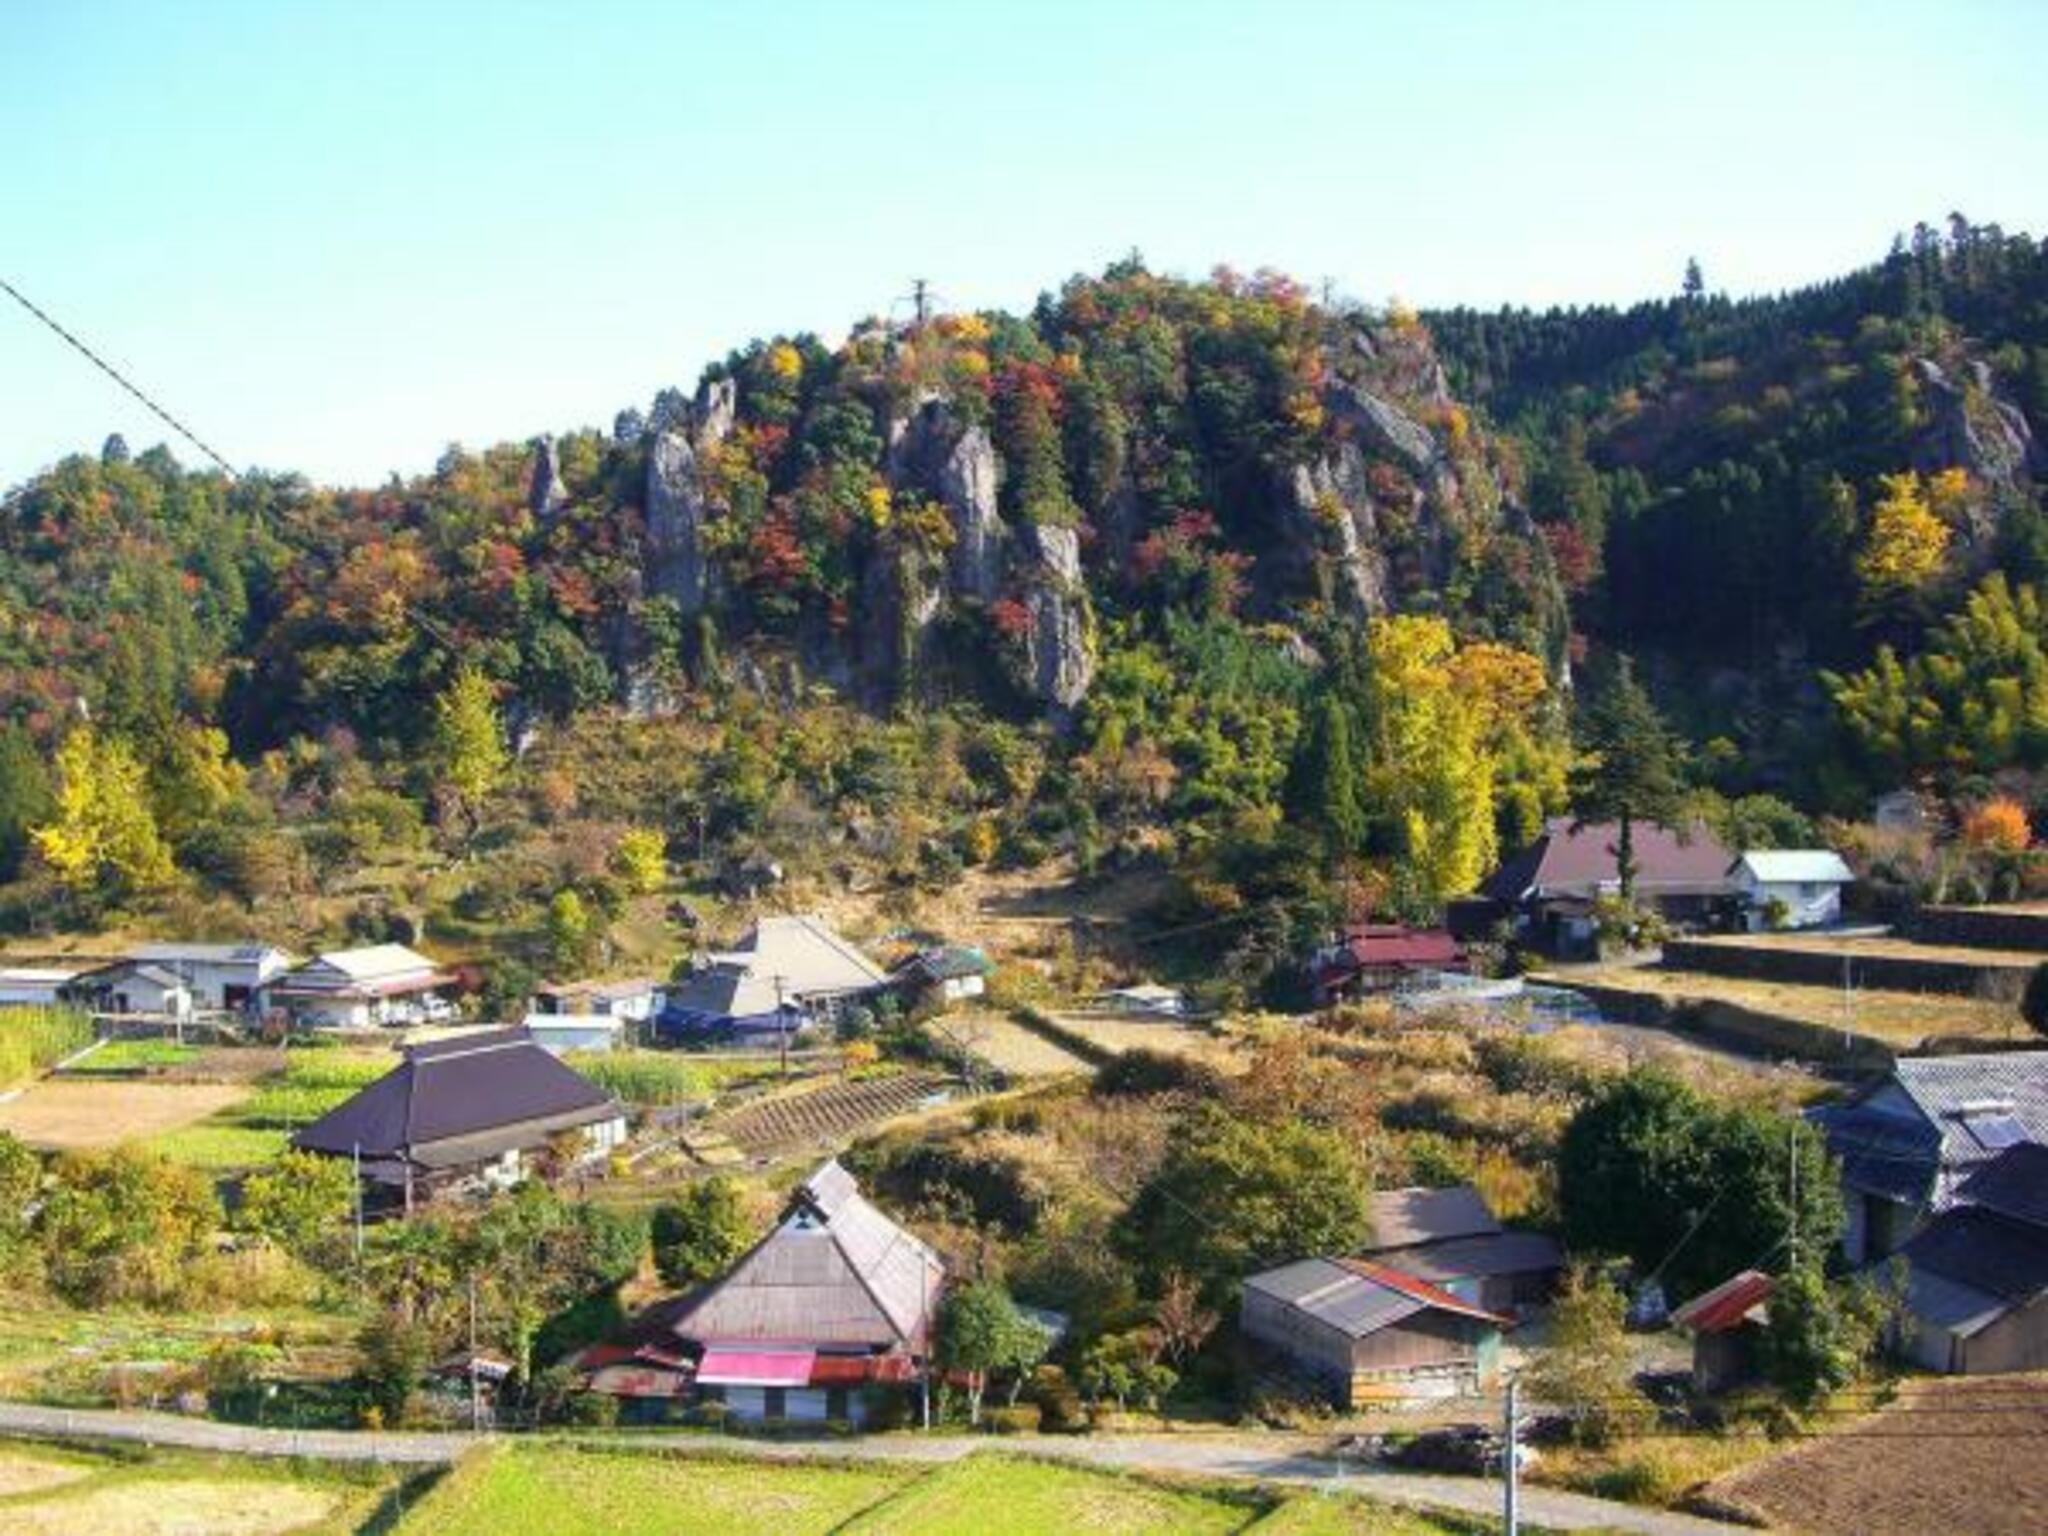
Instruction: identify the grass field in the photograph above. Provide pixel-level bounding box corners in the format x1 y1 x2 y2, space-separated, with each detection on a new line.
391 1445 1477 1536
0 1441 397 1535
0 1080 251 1151
137 1049 392 1171
63 1039 204 1074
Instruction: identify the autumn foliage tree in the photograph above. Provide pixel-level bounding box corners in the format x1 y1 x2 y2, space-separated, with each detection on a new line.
1962 797 2031 853
33 726 173 899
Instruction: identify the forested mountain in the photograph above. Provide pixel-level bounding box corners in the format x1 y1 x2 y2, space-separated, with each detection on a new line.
0 226 2044 965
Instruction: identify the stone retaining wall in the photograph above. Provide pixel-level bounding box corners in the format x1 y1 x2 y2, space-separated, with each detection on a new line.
1662 939 2030 1001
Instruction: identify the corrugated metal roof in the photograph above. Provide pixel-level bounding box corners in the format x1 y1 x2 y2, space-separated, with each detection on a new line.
1243 1255 1508 1339
1957 1144 2048 1229
1671 1270 1775 1334
1366 1186 1501 1250
1731 850 1854 885
1900 1208 2048 1306
1385 1230 1565 1284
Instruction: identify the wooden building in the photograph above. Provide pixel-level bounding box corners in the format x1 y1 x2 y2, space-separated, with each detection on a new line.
1241 1255 1509 1406
1359 1186 1564 1314
1671 1269 1775 1392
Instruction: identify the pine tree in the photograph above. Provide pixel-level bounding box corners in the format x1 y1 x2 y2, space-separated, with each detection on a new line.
1286 691 1365 857
1569 659 1686 904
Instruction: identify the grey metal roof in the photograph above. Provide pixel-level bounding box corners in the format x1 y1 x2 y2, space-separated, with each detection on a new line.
1246 1258 1425 1337
292 1028 618 1163
1383 1230 1565 1284
1899 1208 2048 1309
1730 850 1854 885
1812 1102 1943 1206
1366 1186 1501 1250
670 1159 944 1353
1896 1265 2011 1339
131 942 290 966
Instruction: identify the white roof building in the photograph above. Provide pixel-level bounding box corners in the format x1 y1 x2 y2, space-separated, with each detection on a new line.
1729 849 1855 931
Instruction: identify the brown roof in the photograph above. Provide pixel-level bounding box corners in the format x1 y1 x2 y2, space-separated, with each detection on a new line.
1481 818 1736 904
1365 1186 1501 1250
669 1159 945 1354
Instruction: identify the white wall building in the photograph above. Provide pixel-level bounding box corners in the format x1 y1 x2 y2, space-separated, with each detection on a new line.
1730 850 1855 930
0 968 79 1008
127 943 295 1012
265 944 457 1029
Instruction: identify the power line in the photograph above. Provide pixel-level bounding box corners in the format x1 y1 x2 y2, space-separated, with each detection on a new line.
0 275 237 476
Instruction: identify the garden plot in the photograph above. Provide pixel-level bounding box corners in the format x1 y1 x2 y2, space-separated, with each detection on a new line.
931 1011 1093 1078
710 1071 970 1160
0 1079 249 1151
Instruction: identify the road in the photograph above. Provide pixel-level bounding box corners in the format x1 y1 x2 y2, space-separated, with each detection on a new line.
0 1401 1743 1534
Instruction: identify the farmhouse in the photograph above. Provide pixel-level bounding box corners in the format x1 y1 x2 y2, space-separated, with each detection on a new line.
292 1027 624 1212
61 960 194 1021
265 943 457 1029
1671 1269 1775 1392
658 915 884 1042
667 1159 944 1424
891 945 992 1009
1358 1185 1563 1313
1727 850 1855 931
126 942 295 1012
1461 817 1737 957
1815 1051 2048 1265
1240 1255 1509 1405
1883 1143 2048 1374
1310 926 1466 1006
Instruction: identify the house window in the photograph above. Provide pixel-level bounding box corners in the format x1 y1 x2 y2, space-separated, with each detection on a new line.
765 1387 787 1419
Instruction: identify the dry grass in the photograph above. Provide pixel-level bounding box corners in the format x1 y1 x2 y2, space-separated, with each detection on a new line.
934 1012 1093 1077
0 1450 90 1498
1682 930 2044 967
0 1080 251 1150
1706 1375 2048 1535
1049 1012 1247 1070
1558 963 2026 1048
0 1479 343 1536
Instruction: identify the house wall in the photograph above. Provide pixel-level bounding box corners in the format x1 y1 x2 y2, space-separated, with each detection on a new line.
1240 1289 1357 1389
1739 876 1843 931
1957 1298 2048 1375
1347 1314 1498 1404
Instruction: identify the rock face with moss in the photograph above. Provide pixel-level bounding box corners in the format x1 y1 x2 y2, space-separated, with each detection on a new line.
1017 522 1094 712
646 377 737 617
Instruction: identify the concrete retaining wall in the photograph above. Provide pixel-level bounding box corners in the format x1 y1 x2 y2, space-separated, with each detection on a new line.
1560 980 1899 1070
1909 905 2048 955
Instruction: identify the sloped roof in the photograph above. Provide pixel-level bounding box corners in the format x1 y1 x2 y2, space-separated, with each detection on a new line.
1893 1053 2048 1182
1365 1186 1501 1250
1339 927 1463 969
664 963 794 1022
536 977 659 1003
131 942 292 966
1385 1230 1565 1286
1899 1208 2048 1318
292 1028 617 1164
1730 850 1855 885
312 944 440 982
1481 819 1735 904
1672 1270 1775 1334
716 916 885 999
1244 1255 1508 1339
670 1159 944 1353
1957 1144 2048 1229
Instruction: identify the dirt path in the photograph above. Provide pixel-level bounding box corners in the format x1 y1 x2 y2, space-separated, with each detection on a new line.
0 1403 1743 1532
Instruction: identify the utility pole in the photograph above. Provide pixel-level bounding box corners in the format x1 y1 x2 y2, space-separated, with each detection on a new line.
774 974 790 1078
468 1270 483 1436
1789 1120 1800 1269
910 278 931 330
1503 1374 1520 1536
351 1142 364 1266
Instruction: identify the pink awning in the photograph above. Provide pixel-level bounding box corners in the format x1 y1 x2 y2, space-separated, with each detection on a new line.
695 1348 817 1387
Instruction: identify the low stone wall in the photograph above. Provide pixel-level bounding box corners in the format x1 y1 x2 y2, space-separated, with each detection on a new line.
1909 905 2048 955
1662 939 2030 1002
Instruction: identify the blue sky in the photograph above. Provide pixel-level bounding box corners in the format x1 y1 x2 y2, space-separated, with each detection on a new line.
5 0 2045 488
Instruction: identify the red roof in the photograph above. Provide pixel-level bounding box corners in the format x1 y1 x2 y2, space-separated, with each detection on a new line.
1483 818 1736 903
1338 1257 1513 1325
1672 1270 1775 1334
1343 927 1462 967
695 1347 816 1386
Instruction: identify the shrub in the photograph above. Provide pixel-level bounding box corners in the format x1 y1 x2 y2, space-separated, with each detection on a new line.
1963 797 2032 854
982 1403 1041 1435
1026 1364 1087 1433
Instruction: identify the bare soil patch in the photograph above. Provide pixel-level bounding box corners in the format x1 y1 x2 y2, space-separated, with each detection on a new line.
0 1080 251 1150
932 1012 1092 1077
3 1479 341 1536
1050 1012 1247 1071
1708 1375 2048 1535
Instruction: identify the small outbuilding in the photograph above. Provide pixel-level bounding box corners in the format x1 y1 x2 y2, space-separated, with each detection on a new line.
1883 1144 2048 1375
1240 1255 1509 1405
266 943 457 1030
1093 983 1189 1019
0 967 79 1008
1728 850 1854 931
531 977 662 1023
62 960 194 1021
1671 1269 1775 1392
126 942 295 1012
1360 1186 1564 1315
891 946 992 1009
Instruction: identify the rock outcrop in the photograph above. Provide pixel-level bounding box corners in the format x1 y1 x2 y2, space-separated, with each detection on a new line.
1913 357 2042 547
889 398 1006 599
1017 522 1094 713
646 378 737 617
528 436 568 521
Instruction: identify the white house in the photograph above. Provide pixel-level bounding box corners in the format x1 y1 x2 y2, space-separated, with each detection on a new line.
62 960 195 1021
1729 850 1855 931
265 944 457 1029
0 967 79 1008
523 1012 631 1055
127 942 295 1012
890 946 993 1009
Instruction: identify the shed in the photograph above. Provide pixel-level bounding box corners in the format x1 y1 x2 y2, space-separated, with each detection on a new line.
0 967 79 1008
127 942 295 1012
1728 850 1854 931
1240 1255 1509 1405
62 960 194 1021
522 1012 632 1055
1359 1186 1563 1313
1671 1270 1775 1392
531 977 661 1022
891 946 992 1007
1094 983 1188 1019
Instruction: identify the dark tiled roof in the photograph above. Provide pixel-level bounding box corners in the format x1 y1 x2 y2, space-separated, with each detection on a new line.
1892 1053 2048 1170
1365 1186 1501 1250
1812 1103 1942 1206
1384 1230 1565 1285
1900 1208 2048 1306
292 1028 617 1162
1957 1144 2048 1230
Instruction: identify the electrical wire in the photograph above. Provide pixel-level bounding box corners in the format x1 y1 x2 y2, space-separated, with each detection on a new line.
1 276 237 476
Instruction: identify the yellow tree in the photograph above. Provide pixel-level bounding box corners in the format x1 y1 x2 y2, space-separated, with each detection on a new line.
33 726 173 895
1366 616 1497 904
1857 471 1952 610
429 665 507 827
613 828 668 894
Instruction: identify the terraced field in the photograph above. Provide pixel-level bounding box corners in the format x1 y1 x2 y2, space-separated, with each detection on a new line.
711 1072 974 1159
931 1012 1093 1078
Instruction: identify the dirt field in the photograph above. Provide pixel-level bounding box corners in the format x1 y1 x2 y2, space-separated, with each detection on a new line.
932 1012 1092 1077
1048 1012 1247 1070
1556 964 2027 1049
1708 1375 2048 1535
0 1080 251 1150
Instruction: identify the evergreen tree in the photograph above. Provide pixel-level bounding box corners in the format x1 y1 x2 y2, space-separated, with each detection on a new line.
1285 691 1365 856
1568 659 1685 904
